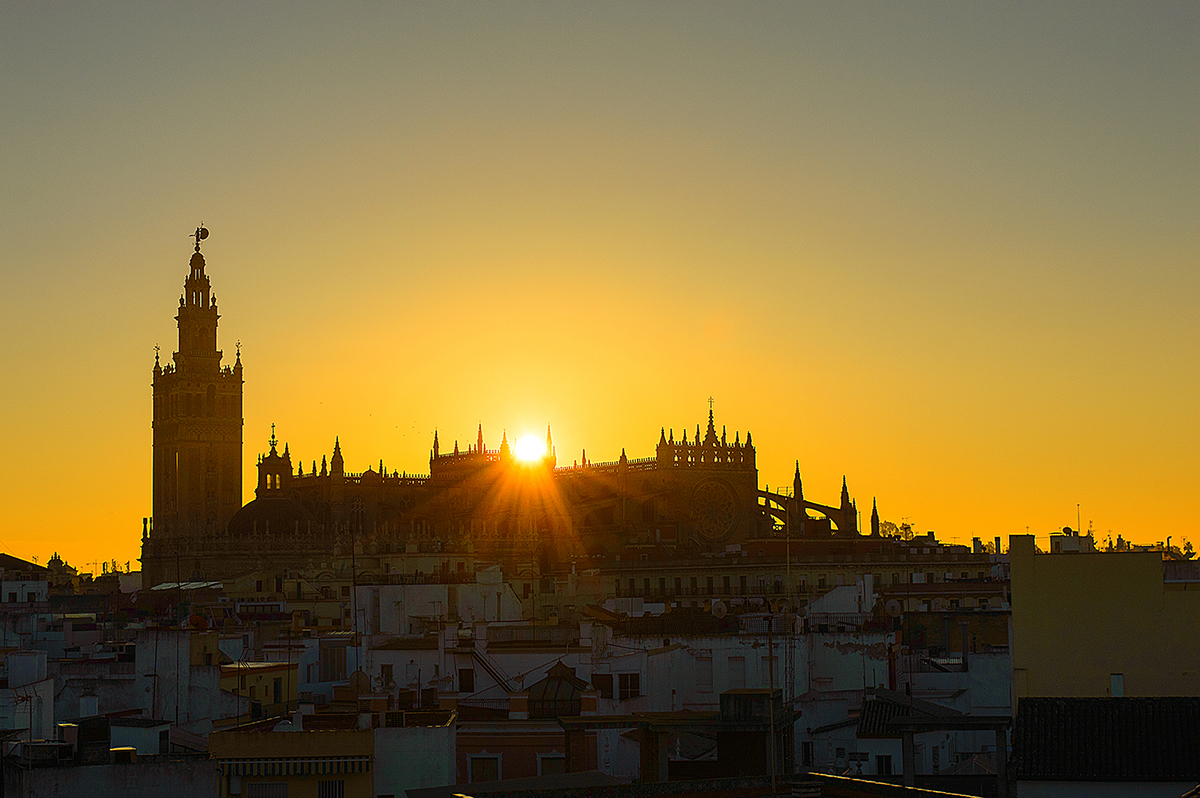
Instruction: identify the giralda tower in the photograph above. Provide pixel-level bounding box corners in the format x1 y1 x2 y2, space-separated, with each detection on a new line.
147 227 243 577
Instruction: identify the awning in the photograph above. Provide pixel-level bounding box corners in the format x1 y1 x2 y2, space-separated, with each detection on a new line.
217 756 371 776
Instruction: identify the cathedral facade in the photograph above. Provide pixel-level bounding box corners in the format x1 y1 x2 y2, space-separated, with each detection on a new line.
141 233 874 586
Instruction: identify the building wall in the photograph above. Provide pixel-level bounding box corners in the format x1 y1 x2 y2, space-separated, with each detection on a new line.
1009 534 1200 700
372 725 455 795
3 757 216 798
1018 781 1198 798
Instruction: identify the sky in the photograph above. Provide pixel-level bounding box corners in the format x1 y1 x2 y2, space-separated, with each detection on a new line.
1 2 1196 571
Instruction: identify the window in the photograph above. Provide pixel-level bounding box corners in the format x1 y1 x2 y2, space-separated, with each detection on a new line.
341 585 350 597
629 579 636 595
658 578 666 594
591 673 613 699
689 576 698 595
723 576 730 593
979 599 989 610
539 754 566 776
159 729 169 754
817 576 826 589
470 755 500 783
728 656 746 689
802 741 814 767
273 677 282 705
696 656 713 693
892 573 900 585
618 672 641 700
876 754 893 775
459 668 475 693
706 576 714 595
739 575 747 593
4 593 11 603
317 780 345 798
246 784 288 798
1110 673 1125 697
674 577 682 595
319 645 347 682
644 578 651 594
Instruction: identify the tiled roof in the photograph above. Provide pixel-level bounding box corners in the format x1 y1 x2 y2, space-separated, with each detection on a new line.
856 689 961 738
1013 697 1200 781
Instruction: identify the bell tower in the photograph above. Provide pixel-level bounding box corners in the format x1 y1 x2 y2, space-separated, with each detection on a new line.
147 226 243 579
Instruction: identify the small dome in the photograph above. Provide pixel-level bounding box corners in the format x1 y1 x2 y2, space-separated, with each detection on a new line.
227 497 314 537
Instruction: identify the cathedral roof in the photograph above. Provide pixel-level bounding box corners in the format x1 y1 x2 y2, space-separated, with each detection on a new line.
227 496 314 537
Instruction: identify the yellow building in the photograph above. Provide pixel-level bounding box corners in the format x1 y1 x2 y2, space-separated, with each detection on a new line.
1009 533 1200 701
211 728 372 798
220 661 300 719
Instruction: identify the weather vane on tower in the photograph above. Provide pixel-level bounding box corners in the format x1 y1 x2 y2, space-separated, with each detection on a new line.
192 223 209 252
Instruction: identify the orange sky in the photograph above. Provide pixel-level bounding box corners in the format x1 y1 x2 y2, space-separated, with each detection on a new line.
2 4 1197 571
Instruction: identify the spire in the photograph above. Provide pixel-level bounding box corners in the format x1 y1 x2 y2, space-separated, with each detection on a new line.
705 399 717 444
268 423 278 454
432 429 439 458
793 461 804 501
871 498 880 536
745 430 752 447
500 429 511 460
840 476 851 509
331 436 344 476
477 422 484 453
546 424 553 456
721 425 727 446
659 427 667 446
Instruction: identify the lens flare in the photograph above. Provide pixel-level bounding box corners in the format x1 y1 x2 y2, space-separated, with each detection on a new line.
514 435 545 461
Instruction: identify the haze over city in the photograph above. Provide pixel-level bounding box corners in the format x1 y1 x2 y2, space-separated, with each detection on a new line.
2 3 1196 569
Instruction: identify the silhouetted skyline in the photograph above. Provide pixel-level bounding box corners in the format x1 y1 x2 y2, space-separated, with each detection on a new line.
2 3 1197 566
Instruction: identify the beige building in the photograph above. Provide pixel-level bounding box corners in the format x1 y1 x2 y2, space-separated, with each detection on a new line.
1009 533 1200 702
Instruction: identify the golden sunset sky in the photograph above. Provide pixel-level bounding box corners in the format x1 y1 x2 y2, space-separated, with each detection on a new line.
2 3 1196 570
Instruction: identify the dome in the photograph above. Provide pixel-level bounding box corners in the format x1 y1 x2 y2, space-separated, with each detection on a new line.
227 496 314 538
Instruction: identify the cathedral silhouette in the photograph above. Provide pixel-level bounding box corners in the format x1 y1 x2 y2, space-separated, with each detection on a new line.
141 230 875 586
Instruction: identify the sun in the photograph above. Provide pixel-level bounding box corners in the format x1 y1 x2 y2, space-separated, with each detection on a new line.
513 435 545 462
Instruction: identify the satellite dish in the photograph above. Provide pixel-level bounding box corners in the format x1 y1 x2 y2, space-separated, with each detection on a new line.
711 600 728 619
198 227 209 240
885 599 902 618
